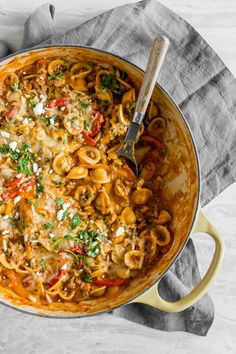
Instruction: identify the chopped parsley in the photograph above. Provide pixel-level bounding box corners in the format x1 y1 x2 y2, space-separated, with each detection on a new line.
101 74 116 90
0 143 34 175
48 72 63 81
52 180 63 186
40 259 46 272
83 119 90 129
69 214 81 230
29 98 36 108
62 210 69 220
44 115 58 126
78 99 90 109
87 242 100 257
44 222 53 230
36 181 44 194
44 118 50 127
84 273 92 283
52 234 81 248
11 83 19 92
78 229 103 258
56 197 64 207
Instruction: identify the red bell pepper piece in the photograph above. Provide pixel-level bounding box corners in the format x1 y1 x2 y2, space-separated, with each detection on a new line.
5 176 23 188
6 107 18 119
93 278 125 287
20 178 35 192
1 189 20 201
69 246 85 255
1 177 35 201
81 131 96 146
77 259 83 269
90 110 103 137
90 118 101 137
48 269 67 287
47 98 70 108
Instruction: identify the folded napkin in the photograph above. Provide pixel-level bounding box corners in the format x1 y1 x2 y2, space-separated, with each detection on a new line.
1 0 235 337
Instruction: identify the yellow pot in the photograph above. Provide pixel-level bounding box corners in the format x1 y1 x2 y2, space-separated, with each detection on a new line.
0 46 224 317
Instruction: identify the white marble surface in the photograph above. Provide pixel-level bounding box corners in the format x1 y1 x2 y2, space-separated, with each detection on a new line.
0 1 236 353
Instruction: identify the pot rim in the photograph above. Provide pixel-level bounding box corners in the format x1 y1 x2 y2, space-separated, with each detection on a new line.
0 44 201 318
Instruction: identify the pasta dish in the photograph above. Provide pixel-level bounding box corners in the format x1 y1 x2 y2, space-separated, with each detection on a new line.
0 56 172 309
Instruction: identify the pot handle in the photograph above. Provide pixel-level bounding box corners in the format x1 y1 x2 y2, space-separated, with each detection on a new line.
131 209 224 312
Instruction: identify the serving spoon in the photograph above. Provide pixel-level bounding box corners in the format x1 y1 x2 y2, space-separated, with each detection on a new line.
117 36 169 175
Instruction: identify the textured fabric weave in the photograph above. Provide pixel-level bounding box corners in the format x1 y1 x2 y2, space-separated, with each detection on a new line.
0 0 234 336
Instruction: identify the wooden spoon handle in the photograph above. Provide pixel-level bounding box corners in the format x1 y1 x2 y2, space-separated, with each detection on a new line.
134 36 169 121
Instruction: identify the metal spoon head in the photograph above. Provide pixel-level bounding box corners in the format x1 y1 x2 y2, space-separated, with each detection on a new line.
116 141 138 176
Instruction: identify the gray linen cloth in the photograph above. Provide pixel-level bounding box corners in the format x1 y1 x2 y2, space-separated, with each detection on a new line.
0 0 235 336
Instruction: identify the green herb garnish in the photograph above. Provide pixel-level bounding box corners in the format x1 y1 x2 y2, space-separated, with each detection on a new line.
69 214 81 230
18 156 32 175
79 99 90 109
48 72 63 81
78 230 90 241
52 180 63 186
11 83 19 92
101 74 116 90
44 222 53 230
52 234 80 248
0 143 34 175
62 210 69 220
36 181 44 194
29 98 36 108
40 259 46 272
44 118 50 126
44 115 57 126
84 274 92 283
56 197 64 207
83 119 90 129
87 242 100 257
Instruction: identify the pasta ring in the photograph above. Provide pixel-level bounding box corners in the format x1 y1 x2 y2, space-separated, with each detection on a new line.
150 225 171 246
139 230 157 260
148 101 159 119
147 117 166 137
70 62 92 79
114 179 127 199
77 146 101 164
63 113 84 135
131 188 153 205
120 206 136 225
124 250 144 270
48 59 67 76
141 161 156 180
69 78 88 91
53 152 73 176
74 185 95 206
67 166 88 179
121 88 135 106
90 168 110 184
152 210 171 225
116 69 131 88
117 104 129 125
94 191 111 214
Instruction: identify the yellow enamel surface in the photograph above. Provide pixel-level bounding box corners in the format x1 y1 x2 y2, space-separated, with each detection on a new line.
132 209 224 312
